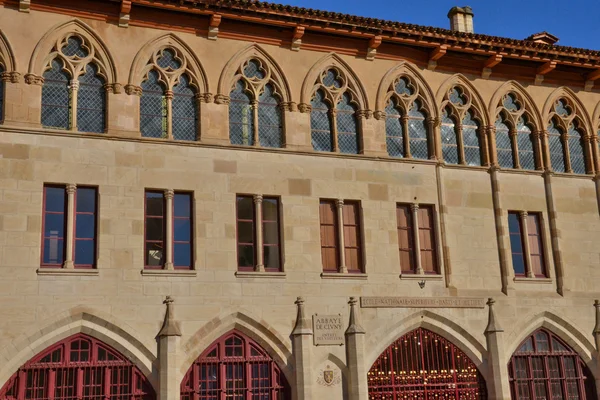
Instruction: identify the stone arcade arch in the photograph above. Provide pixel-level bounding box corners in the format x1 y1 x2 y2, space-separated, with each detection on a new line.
368 327 487 400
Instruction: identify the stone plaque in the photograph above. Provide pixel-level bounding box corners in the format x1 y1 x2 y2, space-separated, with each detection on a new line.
312 314 344 346
360 297 485 309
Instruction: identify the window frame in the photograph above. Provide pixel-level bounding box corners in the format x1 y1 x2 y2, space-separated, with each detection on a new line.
41 184 68 268
261 196 283 272
319 199 340 272
342 200 364 273
508 210 548 279
73 186 98 269
144 190 166 270
173 191 194 270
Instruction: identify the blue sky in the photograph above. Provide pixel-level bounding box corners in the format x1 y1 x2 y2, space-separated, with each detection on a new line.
282 0 600 50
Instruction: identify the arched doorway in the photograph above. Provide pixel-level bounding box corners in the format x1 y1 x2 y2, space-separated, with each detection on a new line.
508 329 597 400
180 330 290 399
368 327 487 399
0 333 155 399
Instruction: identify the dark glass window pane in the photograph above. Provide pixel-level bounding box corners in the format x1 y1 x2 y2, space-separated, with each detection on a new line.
237 196 254 220
512 252 526 276
75 214 95 239
146 242 164 266
76 188 96 213
174 219 191 242
146 218 164 241
264 246 280 270
174 194 191 217
146 193 164 216
74 240 94 266
263 222 279 245
45 214 66 237
46 187 66 212
508 213 521 234
237 245 254 267
262 198 278 221
174 243 191 267
43 238 64 265
237 221 254 244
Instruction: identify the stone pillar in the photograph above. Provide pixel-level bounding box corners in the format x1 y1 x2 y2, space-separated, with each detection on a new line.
63 184 77 269
345 297 367 400
489 166 513 295
336 199 347 273
69 80 79 131
543 170 566 295
157 296 182 400
519 211 534 278
253 194 264 271
291 297 314 400
165 90 173 139
164 189 174 270
484 298 510 400
330 109 339 152
411 203 423 274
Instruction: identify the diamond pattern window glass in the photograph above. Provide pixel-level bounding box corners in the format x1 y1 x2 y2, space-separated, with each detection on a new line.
337 92 359 154
62 36 88 58
568 123 586 174
548 120 566 173
77 63 106 133
156 48 181 70
408 101 428 160
496 117 514 169
441 107 459 164
258 84 282 148
172 74 197 141
42 58 70 129
311 90 332 152
243 59 265 80
463 110 482 166
385 100 404 158
517 118 536 170
140 70 167 138
229 80 254 146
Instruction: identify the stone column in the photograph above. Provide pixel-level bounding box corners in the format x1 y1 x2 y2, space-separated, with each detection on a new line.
165 90 173 139
336 199 347 273
253 194 265 272
291 297 314 400
330 109 339 152
63 184 77 269
401 116 410 158
158 296 182 400
345 297 367 400
519 211 534 278
411 203 423 275
484 298 510 400
164 189 174 270
252 99 260 146
456 122 465 164
426 117 439 160
69 80 79 131
543 170 566 295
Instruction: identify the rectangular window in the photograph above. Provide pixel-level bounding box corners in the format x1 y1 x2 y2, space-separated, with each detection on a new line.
397 204 415 273
319 200 339 272
145 191 165 268
343 201 363 273
527 213 546 277
42 185 67 267
236 195 255 271
74 187 97 268
418 205 437 274
173 193 193 269
508 212 526 276
262 197 281 271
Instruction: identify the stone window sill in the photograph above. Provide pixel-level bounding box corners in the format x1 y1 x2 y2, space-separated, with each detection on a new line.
400 273 443 281
235 271 286 279
141 269 197 277
37 268 99 276
321 272 368 280
513 276 553 284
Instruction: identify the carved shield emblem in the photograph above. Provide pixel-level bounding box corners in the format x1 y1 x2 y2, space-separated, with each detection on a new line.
323 370 334 384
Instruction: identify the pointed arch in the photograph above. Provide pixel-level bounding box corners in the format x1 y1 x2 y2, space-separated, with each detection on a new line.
489 80 543 130
128 33 208 94
217 43 291 103
300 52 368 110
436 74 489 127
180 311 293 384
543 87 593 131
0 30 17 73
0 308 158 392
28 19 117 84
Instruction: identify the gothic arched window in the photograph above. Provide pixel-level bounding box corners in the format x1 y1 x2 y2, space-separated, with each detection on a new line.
310 68 361 154
509 329 597 400
0 333 156 399
229 59 283 148
139 48 199 141
547 98 590 174
384 76 431 159
41 35 107 133
180 330 290 399
440 86 485 166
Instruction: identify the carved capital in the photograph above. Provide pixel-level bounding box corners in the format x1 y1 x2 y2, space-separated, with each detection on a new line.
253 194 263 204
196 92 214 103
24 73 44 86
69 80 80 91
356 109 373 120
373 110 386 120
214 94 230 105
519 210 528 219
335 199 344 208
1 71 21 83
66 184 77 195
165 90 174 100
298 103 312 113
164 189 174 200
410 203 419 212
125 84 142 96
280 101 297 112
105 83 122 94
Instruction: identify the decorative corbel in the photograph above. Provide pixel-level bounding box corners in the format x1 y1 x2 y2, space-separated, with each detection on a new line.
366 36 382 61
19 0 30 12
24 73 44 86
535 60 556 85
345 297 365 335
124 84 142 96
208 14 222 41
482 54 502 79
119 0 132 28
484 298 503 334
158 296 182 337
1 71 21 83
428 45 447 71
298 103 312 114
291 26 305 52
584 68 600 92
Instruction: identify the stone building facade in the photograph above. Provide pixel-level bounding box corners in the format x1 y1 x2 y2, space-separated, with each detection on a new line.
0 1 599 399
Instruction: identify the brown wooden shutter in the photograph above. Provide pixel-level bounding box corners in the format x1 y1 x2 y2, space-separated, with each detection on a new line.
527 213 546 277
397 204 416 273
319 200 339 272
418 205 437 274
343 201 362 273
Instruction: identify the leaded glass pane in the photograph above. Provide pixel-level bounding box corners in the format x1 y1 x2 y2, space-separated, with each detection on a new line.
555 99 570 117
258 84 282 148
503 93 520 112
156 48 181 70
517 120 536 171
385 100 403 158
42 58 70 130
61 36 88 58
140 70 166 138
394 77 413 96
77 63 106 133
463 110 482 166
548 121 566 173
568 124 586 174
229 80 254 146
449 87 466 106
172 74 197 141
243 59 265 80
337 92 358 154
310 90 332 152
441 108 458 164
495 117 513 169
322 69 342 88
408 101 428 160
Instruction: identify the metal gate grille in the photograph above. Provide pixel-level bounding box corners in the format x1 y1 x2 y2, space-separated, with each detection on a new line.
368 328 487 400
